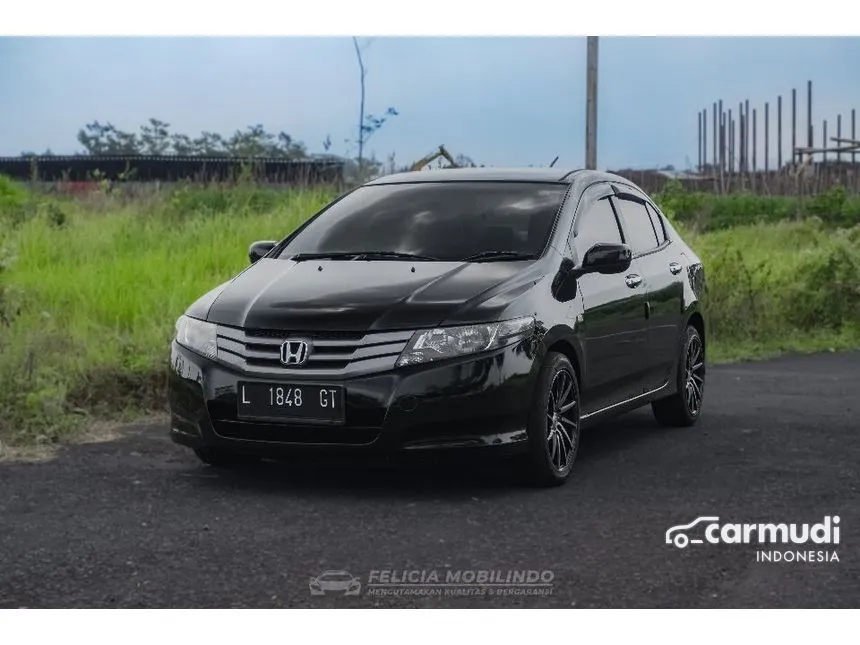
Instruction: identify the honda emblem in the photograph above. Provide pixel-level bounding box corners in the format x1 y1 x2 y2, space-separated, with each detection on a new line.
280 339 311 366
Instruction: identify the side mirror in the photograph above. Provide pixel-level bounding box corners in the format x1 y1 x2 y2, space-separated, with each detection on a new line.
578 242 632 276
248 240 278 264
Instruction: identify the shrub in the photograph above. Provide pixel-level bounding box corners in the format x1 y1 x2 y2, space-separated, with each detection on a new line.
652 181 860 232
781 237 860 330
689 219 860 350
0 174 27 211
806 185 858 227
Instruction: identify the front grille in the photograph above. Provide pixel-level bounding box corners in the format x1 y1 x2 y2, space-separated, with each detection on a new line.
215 326 415 378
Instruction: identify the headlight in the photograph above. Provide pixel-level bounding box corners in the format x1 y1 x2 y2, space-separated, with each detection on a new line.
174 315 218 360
396 316 535 367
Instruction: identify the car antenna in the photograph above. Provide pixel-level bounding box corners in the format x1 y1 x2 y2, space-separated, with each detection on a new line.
549 156 559 168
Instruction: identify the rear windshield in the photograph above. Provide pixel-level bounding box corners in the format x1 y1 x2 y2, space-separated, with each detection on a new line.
276 181 569 261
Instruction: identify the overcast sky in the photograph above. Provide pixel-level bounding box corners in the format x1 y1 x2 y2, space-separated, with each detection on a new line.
2 37 859 170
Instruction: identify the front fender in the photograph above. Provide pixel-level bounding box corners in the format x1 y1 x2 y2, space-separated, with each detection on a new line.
531 321 585 386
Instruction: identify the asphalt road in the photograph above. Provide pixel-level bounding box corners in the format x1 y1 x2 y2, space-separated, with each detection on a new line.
1 351 858 609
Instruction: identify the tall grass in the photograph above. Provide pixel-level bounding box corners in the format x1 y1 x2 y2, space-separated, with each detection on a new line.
684 219 860 361
1 179 859 445
655 181 860 232
0 183 337 444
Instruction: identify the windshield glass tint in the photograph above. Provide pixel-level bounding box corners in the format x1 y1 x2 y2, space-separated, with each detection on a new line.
277 181 569 261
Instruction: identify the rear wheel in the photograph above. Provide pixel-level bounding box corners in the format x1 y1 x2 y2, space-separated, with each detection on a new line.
652 325 705 427
522 352 581 487
193 447 257 468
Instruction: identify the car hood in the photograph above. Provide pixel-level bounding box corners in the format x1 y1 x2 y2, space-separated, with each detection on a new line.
203 258 544 332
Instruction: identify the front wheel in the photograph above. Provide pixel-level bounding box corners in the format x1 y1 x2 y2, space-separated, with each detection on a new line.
651 325 705 427
522 352 582 487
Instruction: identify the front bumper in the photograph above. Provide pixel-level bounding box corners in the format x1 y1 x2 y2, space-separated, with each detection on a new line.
168 338 539 457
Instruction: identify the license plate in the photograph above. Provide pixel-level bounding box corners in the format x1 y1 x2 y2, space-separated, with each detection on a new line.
237 382 345 424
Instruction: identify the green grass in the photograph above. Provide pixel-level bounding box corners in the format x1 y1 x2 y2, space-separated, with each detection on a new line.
683 218 860 353
654 181 860 232
1 179 859 446
0 183 337 445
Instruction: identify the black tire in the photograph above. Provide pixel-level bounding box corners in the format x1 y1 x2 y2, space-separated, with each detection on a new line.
193 447 257 468
651 324 705 427
522 352 582 487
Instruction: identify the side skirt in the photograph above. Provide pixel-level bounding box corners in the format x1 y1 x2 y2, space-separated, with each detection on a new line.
580 380 671 429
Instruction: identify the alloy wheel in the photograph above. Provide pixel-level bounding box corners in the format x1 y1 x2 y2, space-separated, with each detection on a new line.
546 368 578 472
684 335 705 416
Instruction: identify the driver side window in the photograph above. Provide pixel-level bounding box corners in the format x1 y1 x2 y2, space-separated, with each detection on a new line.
572 196 623 257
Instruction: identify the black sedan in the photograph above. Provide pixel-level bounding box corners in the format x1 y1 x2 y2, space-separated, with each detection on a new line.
168 168 706 486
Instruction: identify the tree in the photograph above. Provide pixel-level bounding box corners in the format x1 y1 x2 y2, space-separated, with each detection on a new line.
170 133 195 156
76 121 140 155
73 120 311 158
191 131 229 156
353 37 367 168
139 118 172 155
350 37 398 174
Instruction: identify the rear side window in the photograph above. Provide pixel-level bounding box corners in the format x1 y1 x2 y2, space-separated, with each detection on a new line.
645 202 667 243
615 197 659 255
573 196 623 254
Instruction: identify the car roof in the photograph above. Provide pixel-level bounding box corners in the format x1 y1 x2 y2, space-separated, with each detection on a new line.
365 167 631 186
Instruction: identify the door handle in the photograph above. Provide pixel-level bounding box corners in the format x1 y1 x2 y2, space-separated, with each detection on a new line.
669 262 683 275
625 274 642 289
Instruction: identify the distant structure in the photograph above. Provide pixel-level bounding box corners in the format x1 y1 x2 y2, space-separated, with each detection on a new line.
0 155 346 185
692 80 860 194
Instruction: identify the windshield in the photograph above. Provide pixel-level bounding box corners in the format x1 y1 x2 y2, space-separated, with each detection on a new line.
276 181 569 262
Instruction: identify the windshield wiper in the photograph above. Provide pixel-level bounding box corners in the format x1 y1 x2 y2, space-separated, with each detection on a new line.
460 251 538 262
290 252 361 262
352 251 440 261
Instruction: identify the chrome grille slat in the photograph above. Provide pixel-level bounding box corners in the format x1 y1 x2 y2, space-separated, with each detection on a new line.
320 341 407 361
217 337 246 356
216 326 414 347
217 351 398 378
214 325 413 377
225 344 406 363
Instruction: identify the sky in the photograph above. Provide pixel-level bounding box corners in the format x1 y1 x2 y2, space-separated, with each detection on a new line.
1 37 860 170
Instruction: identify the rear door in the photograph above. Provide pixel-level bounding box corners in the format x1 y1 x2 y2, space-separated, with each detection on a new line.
569 184 649 414
611 189 685 392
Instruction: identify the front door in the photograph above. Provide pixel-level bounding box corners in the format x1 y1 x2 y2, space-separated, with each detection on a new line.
612 191 685 392
569 185 650 415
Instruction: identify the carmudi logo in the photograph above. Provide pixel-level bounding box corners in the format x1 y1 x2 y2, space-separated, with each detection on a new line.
665 515 841 563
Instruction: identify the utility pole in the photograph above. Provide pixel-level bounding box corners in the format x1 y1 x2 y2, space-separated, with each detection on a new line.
585 36 599 170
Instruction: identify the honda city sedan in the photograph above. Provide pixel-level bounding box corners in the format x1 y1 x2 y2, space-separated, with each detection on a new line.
168 168 706 486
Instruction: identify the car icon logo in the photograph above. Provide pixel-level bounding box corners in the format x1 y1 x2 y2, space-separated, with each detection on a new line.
309 570 362 596
665 516 720 549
